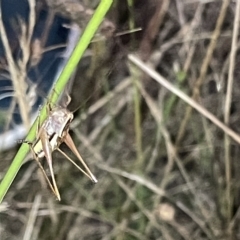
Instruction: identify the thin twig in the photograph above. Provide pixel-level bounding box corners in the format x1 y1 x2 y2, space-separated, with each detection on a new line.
224 0 240 229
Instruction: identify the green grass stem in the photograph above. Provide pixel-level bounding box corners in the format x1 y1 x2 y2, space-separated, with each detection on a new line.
0 0 113 203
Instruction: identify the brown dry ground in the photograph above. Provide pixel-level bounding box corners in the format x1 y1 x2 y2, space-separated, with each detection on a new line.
1 0 240 239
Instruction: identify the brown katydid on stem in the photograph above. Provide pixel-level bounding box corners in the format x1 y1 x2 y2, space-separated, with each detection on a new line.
25 95 97 201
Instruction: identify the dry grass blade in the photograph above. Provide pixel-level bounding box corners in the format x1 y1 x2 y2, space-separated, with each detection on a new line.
22 194 42 240
224 0 240 229
136 81 215 238
128 54 240 145
77 131 214 239
3 2 240 239
0 0 36 129
176 0 231 145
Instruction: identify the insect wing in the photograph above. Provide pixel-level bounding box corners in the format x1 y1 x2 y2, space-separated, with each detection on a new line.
39 130 61 200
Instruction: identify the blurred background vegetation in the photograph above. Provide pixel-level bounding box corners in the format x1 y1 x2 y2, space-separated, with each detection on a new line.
1 0 240 239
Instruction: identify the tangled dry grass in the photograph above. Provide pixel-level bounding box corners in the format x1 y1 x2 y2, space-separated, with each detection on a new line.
1 0 240 239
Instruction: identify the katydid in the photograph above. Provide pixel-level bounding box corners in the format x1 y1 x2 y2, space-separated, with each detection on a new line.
26 101 97 201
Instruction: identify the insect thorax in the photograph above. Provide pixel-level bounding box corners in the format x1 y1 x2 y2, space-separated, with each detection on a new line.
33 107 73 158
44 107 73 138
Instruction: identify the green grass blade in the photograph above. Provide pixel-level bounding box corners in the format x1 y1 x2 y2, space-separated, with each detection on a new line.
0 0 113 203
